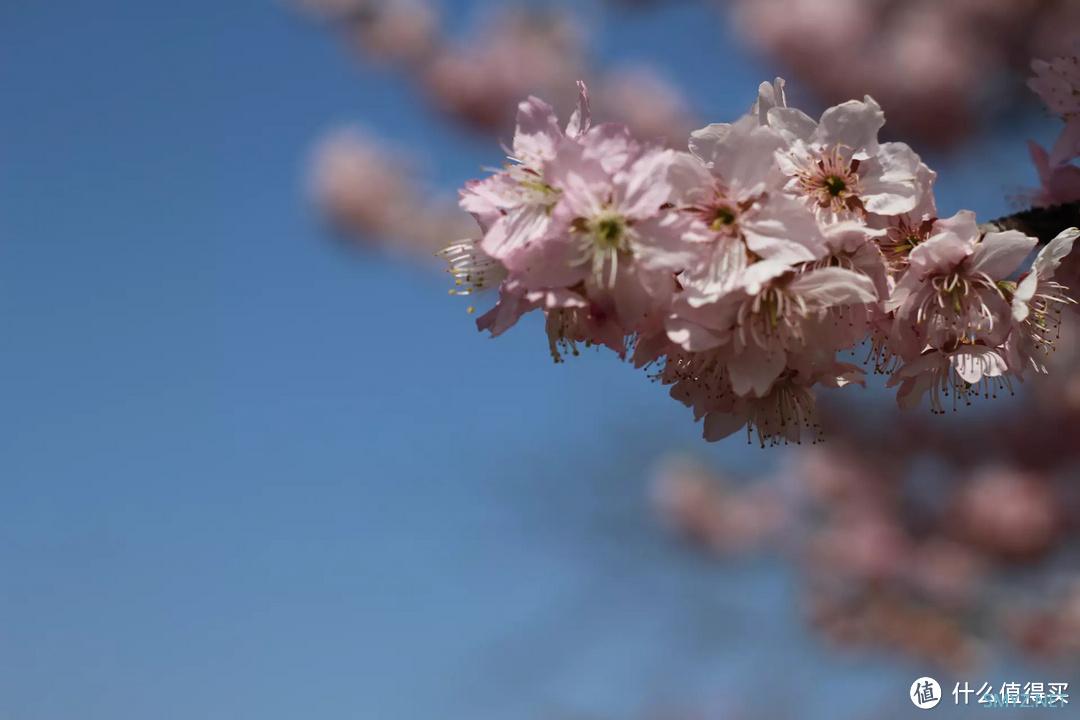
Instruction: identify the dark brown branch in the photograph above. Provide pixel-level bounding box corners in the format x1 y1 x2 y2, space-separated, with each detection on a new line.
981 201 1080 244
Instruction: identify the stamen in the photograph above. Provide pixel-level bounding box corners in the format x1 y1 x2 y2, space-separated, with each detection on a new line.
438 239 506 296
793 145 865 216
570 211 631 288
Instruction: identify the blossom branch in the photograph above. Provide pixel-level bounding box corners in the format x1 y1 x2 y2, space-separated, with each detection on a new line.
440 49 1080 446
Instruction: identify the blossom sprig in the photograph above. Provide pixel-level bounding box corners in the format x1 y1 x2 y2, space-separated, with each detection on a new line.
443 78 1080 446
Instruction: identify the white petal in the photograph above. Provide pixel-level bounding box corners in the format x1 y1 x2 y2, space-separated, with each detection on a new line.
765 107 817 142
691 116 785 194
688 123 732 166
741 258 792 295
789 267 878 308
970 230 1037 279
908 211 978 273
741 194 826 262
750 77 787 125
1034 227 1080 279
1012 271 1038 322
667 152 714 201
858 142 920 216
816 96 884 156
666 315 724 352
949 346 1008 385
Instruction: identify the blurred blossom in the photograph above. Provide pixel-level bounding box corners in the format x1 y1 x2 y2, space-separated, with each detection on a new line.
1034 313 1080 410
906 539 985 608
954 467 1061 562
1023 141 1080 209
1029 43 1080 167
657 434 1078 668
310 127 412 239
421 8 586 133
299 0 699 143
1021 48 1080 300
806 586 981 672
423 8 591 132
596 66 697 144
1025 44 1080 224
309 127 473 256
1006 578 1080 659
345 0 439 66
727 0 1080 148
297 0 439 65
651 455 787 555
808 513 909 583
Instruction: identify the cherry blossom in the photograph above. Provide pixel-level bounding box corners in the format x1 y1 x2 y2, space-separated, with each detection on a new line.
460 83 590 272
1006 227 1080 373
768 96 925 219
1030 49 1080 167
442 78 1080 444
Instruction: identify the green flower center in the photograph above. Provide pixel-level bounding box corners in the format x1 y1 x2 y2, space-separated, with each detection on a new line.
823 175 847 196
709 206 737 231
591 214 627 250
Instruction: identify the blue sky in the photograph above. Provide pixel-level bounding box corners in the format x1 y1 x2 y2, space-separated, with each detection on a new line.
0 2 1065 718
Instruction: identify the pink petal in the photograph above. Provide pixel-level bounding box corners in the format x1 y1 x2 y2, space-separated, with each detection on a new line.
728 343 786 397
703 410 748 441
513 97 562 167
564 81 592 139
1049 118 1080 167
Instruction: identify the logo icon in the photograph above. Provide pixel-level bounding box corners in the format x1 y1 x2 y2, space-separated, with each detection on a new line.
911 677 942 709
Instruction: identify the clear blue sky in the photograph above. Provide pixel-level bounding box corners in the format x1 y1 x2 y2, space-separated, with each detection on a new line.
0 2 1062 718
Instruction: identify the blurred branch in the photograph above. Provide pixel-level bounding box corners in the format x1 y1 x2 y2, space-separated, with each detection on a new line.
983 201 1080 242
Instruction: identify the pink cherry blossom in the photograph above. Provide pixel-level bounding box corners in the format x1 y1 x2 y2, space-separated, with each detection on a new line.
1030 50 1080 166
889 345 1012 414
679 114 826 286
770 96 925 219
442 77 1080 443
1024 142 1080 209
460 83 591 271
1006 227 1080 373
886 214 1036 358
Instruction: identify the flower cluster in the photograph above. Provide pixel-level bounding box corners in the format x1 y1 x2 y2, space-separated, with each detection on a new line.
446 79 1080 446
1027 47 1080 207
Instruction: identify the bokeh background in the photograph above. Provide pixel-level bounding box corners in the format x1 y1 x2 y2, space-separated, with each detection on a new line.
1 1 1077 718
